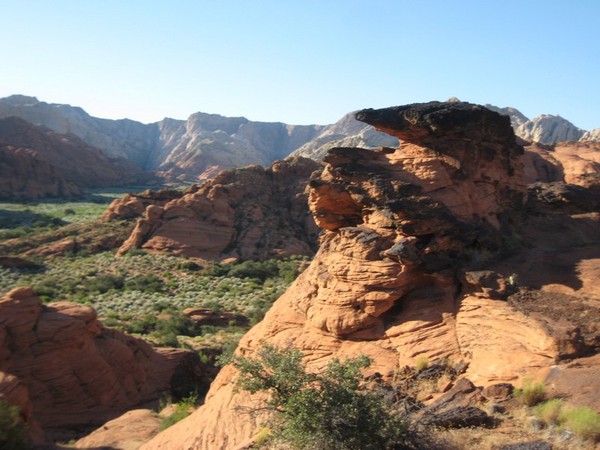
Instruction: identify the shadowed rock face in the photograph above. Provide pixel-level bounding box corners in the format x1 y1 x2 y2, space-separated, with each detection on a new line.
142 102 600 450
115 157 323 261
0 116 152 200
0 287 204 441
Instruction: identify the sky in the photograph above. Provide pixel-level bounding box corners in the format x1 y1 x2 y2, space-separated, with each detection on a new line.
1 1 599 130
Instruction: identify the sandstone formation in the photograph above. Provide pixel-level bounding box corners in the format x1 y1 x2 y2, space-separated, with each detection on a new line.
0 116 151 199
0 95 324 180
116 157 323 261
581 128 600 142
156 112 324 181
75 409 162 450
523 141 600 186
142 102 600 450
516 114 585 144
0 287 204 442
288 111 398 160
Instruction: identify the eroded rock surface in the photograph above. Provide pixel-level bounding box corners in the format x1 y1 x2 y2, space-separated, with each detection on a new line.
141 101 600 450
0 287 203 442
0 116 151 200
117 157 323 261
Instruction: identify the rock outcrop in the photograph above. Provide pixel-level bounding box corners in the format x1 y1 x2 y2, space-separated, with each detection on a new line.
0 116 151 199
523 141 600 186
156 113 325 181
516 114 585 144
0 287 204 441
141 102 600 450
116 157 323 261
581 128 600 142
0 95 324 179
288 111 398 160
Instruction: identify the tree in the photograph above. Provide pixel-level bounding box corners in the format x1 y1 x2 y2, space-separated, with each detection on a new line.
232 344 407 450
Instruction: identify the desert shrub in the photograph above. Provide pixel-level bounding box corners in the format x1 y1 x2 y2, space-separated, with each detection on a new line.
159 394 198 431
84 274 124 293
560 406 600 441
0 398 29 449
515 378 545 406
123 247 147 257
533 398 565 426
533 399 600 441
232 344 408 450
415 355 429 372
124 274 164 293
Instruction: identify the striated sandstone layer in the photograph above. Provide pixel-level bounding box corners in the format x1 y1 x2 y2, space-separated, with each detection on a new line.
142 102 600 450
0 287 204 440
117 157 323 261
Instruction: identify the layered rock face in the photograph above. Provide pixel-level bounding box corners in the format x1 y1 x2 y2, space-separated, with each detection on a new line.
0 116 150 199
0 287 203 439
143 102 600 450
116 157 323 261
156 113 324 181
0 95 324 179
288 111 398 160
516 114 585 144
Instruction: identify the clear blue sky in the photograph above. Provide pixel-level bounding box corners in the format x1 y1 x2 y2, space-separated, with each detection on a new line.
1 0 599 130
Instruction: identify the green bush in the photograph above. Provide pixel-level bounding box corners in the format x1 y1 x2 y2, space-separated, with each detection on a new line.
0 398 29 449
533 399 600 442
515 378 545 406
533 398 565 426
159 394 198 431
560 406 600 441
232 344 407 450
124 274 164 293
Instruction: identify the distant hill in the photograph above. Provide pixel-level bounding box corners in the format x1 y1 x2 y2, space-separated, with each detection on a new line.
0 95 324 181
0 116 151 200
1 96 597 178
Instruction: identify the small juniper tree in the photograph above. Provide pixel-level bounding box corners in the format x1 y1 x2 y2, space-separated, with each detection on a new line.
232 344 407 450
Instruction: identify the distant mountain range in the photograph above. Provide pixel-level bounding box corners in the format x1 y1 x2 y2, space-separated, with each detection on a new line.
0 95 598 187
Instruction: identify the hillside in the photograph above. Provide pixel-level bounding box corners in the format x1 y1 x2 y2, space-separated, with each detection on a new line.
0 95 324 181
0 116 151 200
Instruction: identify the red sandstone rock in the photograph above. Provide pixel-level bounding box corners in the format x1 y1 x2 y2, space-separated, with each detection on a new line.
75 409 161 450
142 102 600 450
0 116 151 200
117 157 323 260
0 287 203 442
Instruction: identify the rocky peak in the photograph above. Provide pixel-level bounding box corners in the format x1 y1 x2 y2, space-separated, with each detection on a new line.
581 128 600 142
515 114 585 144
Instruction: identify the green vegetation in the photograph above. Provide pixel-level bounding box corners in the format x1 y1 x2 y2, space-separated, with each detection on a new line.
414 355 429 372
232 344 408 450
514 378 546 406
0 250 306 355
533 399 600 442
159 394 199 431
0 398 29 449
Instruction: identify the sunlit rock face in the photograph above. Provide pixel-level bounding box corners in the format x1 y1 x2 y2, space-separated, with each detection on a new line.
142 102 600 450
116 157 323 261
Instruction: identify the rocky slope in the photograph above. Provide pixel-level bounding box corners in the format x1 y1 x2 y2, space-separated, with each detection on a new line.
0 95 324 180
581 128 600 142
142 101 600 450
0 287 204 445
516 114 585 144
288 111 398 160
0 116 150 200
114 157 323 261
